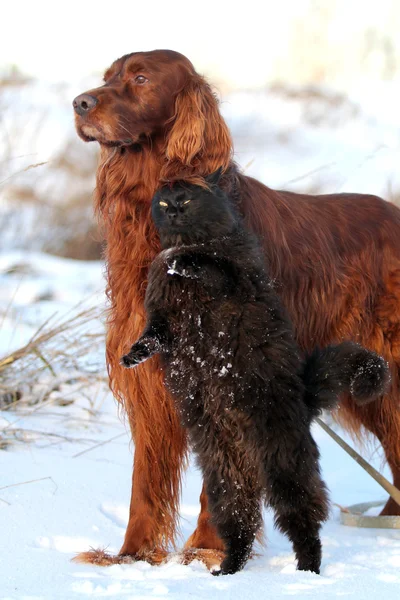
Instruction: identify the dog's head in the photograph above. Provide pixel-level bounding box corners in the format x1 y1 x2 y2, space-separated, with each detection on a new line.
73 49 232 174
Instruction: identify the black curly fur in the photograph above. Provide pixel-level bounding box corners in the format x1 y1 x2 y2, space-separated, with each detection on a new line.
303 342 389 419
121 172 389 575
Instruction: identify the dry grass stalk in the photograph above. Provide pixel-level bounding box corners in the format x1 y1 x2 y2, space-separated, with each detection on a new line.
0 475 57 493
72 432 126 458
0 304 106 413
0 304 109 449
0 306 100 374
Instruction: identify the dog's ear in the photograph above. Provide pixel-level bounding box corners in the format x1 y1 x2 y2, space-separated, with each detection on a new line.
165 76 232 174
165 79 205 166
205 168 223 187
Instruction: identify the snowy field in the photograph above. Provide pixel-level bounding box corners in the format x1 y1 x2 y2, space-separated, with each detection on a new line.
1 253 400 600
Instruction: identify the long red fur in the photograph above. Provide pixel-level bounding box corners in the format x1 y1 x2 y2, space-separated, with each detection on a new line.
73 50 400 565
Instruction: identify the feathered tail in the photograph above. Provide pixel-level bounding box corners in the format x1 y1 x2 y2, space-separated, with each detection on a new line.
302 341 390 420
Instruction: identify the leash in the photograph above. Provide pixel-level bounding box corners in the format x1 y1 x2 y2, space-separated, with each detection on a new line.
316 417 400 509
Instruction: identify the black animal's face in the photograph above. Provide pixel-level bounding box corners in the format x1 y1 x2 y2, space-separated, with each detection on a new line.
152 174 237 246
153 188 195 230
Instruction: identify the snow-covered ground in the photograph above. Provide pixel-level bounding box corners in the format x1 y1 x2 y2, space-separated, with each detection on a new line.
1 252 400 600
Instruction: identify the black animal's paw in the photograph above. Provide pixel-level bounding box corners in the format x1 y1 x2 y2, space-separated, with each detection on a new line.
211 556 244 576
296 537 321 574
120 343 151 368
297 561 320 575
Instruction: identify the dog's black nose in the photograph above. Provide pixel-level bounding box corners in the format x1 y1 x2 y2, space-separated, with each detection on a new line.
73 94 98 116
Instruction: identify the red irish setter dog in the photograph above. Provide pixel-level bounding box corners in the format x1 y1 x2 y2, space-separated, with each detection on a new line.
73 49 400 568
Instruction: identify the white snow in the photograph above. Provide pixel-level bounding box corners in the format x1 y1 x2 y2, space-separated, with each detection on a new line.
1 252 400 599
167 260 179 276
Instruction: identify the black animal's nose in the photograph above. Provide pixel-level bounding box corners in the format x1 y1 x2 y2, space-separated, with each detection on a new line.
73 94 98 116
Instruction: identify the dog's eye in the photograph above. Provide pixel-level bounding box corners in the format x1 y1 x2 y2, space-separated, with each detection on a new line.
159 201 168 207
134 75 148 84
183 199 191 205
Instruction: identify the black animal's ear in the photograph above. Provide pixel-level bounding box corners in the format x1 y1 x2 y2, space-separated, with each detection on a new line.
152 189 161 203
205 167 223 187
153 185 170 201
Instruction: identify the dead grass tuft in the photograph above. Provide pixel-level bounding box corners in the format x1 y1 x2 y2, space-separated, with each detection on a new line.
0 305 107 447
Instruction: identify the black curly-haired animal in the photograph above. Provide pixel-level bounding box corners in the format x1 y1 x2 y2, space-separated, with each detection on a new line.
121 171 389 575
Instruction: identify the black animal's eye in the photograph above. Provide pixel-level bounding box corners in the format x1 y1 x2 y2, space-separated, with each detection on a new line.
183 199 191 205
134 75 148 84
159 201 168 207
